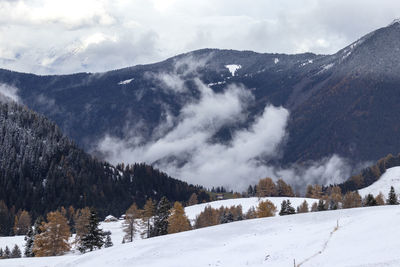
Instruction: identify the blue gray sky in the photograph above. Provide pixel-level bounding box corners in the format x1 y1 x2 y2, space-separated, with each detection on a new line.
0 0 399 74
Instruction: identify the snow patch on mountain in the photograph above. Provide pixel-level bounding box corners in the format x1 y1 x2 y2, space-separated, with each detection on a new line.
225 64 241 76
274 58 279 64
118 78 134 85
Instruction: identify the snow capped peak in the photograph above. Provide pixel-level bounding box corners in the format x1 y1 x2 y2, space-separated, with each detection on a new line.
388 18 400 26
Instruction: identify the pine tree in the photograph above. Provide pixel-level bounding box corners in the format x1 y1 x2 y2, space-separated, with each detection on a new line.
4 246 10 258
33 216 44 235
375 192 385 205
78 208 104 253
0 248 3 258
256 177 277 197
245 207 257 219
168 202 191 234
33 211 71 257
342 191 362 208
123 203 140 242
24 226 35 257
328 186 342 210
219 211 234 224
13 210 31 235
297 200 309 213
317 199 326 211
104 231 113 248
364 194 377 206
257 200 277 218
10 244 21 258
387 186 399 205
142 198 155 238
247 185 254 197
279 200 296 215
188 193 198 206
194 205 219 229
74 207 91 243
150 197 171 237
276 179 294 197
311 202 318 212
0 200 10 236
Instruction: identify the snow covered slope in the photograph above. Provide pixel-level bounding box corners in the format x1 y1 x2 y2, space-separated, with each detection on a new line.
185 197 318 221
0 235 25 252
359 166 400 197
2 205 400 267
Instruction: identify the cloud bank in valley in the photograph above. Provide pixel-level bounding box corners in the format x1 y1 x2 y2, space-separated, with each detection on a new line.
96 60 358 192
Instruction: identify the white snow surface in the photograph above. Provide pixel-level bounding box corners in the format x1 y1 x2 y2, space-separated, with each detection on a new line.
359 166 400 197
185 197 317 222
225 64 241 76
118 78 134 85
2 205 400 266
0 235 25 252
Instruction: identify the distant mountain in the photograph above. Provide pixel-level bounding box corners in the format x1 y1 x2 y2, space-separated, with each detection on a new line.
1 21 400 168
0 101 208 235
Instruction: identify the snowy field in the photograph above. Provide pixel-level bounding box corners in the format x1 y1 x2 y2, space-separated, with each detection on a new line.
1 205 400 266
359 166 400 197
185 197 318 221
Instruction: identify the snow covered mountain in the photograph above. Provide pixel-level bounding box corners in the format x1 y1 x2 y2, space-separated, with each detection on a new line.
2 205 400 267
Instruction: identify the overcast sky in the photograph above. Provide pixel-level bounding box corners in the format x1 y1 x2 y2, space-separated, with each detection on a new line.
0 0 399 74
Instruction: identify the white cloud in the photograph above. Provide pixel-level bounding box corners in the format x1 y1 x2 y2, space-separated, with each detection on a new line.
1 0 400 74
0 83 21 103
95 62 358 192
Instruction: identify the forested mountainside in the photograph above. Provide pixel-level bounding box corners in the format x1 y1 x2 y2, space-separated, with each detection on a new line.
0 102 208 234
2 22 400 170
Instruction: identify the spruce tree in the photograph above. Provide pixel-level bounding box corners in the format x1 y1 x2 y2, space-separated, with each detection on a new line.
0 248 3 258
11 244 21 258
279 200 296 216
317 199 326 211
24 226 35 257
78 208 104 253
4 246 10 258
150 197 171 237
364 194 377 206
387 186 399 205
104 231 113 248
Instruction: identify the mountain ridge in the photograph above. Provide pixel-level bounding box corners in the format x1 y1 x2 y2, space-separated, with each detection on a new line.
1 22 400 176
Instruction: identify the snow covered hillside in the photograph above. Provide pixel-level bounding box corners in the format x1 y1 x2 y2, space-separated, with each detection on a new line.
185 197 318 221
2 205 400 267
359 166 400 197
